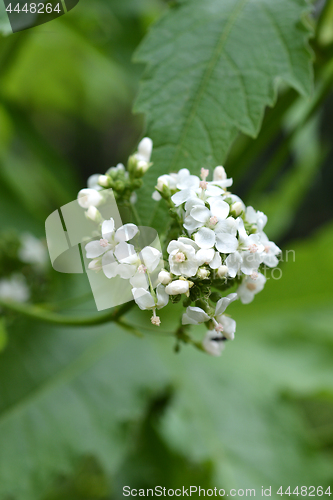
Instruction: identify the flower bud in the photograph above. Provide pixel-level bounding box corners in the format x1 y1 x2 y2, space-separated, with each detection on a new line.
213 166 227 181
137 137 153 163
165 279 190 295
157 176 168 191
230 201 243 217
78 188 103 209
98 175 109 187
114 180 125 192
85 206 101 222
158 270 172 285
137 160 150 174
88 258 102 272
217 265 228 278
197 268 210 279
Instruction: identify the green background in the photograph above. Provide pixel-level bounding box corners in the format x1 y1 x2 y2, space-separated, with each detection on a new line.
0 0 333 498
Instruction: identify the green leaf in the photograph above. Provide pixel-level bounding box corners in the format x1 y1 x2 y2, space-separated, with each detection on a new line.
0 320 169 500
134 0 313 227
1 225 333 498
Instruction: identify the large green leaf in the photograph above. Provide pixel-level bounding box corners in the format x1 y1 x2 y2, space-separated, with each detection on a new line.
134 0 313 227
1 225 333 499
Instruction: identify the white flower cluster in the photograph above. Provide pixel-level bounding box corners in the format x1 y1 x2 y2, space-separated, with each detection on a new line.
0 233 48 304
77 138 153 220
153 165 281 356
84 217 167 326
78 137 282 357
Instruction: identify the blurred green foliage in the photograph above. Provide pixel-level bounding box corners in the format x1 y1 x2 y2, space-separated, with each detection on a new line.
0 0 333 499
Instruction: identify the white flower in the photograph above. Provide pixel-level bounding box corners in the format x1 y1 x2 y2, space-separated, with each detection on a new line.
78 188 103 209
175 169 200 190
132 138 153 175
193 214 239 254
230 201 243 217
197 267 210 279
225 220 264 277
182 306 210 325
88 258 102 271
167 237 199 277
165 279 190 295
214 314 236 340
202 330 226 356
217 265 228 278
128 246 162 289
184 196 230 234
237 273 266 304
18 233 48 266
85 218 139 279
152 174 178 201
210 165 233 189
137 160 150 174
246 206 267 232
98 175 109 187
158 270 172 285
0 274 30 303
182 292 237 327
132 283 169 310
85 218 137 259
171 183 224 207
195 248 221 269
259 232 281 267
87 174 103 191
136 137 153 164
85 206 101 222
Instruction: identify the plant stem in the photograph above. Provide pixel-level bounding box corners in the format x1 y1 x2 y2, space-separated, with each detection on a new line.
129 202 143 227
0 299 135 327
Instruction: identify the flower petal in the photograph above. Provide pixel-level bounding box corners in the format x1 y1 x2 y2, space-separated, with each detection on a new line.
215 292 238 316
208 198 230 220
225 252 242 278
102 219 115 239
241 251 261 275
156 284 169 309
194 228 216 249
132 288 155 310
202 330 225 356
217 315 236 340
102 251 119 279
141 246 162 272
196 248 215 266
182 306 210 325
191 206 210 223
209 252 222 269
130 271 149 289
171 189 195 206
115 242 136 263
183 216 202 232
85 240 106 259
117 263 137 279
215 233 238 254
179 260 198 277
115 223 138 242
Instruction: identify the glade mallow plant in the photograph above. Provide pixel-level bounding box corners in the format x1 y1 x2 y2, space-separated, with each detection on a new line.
78 138 282 356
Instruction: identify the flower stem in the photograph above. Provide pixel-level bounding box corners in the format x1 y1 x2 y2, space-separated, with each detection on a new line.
0 299 135 327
